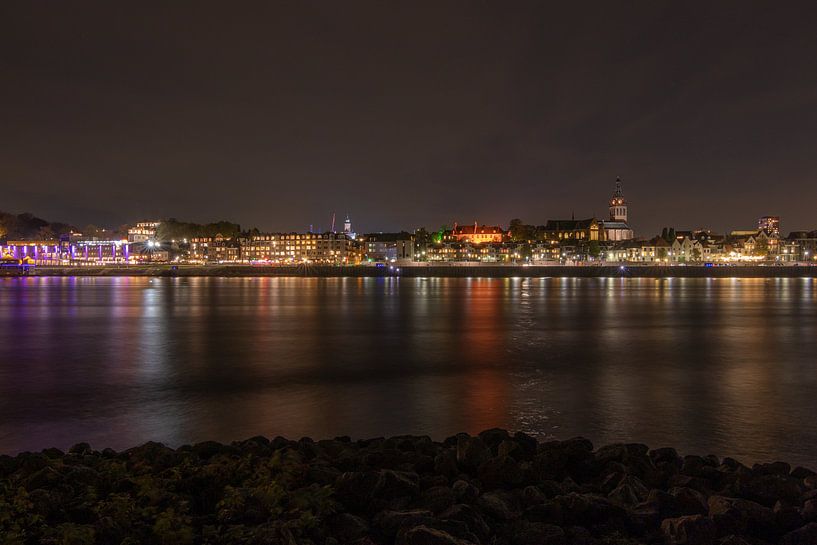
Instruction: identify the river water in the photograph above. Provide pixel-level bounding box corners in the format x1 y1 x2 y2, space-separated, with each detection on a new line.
1 276 815 466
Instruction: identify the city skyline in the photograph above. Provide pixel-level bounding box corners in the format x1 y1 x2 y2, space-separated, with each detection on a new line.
3 2 817 234
4 4 817 542
0 178 802 238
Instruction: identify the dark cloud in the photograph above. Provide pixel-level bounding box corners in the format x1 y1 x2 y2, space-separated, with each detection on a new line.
2 1 816 235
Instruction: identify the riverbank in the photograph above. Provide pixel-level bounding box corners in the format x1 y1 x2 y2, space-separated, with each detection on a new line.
2 430 815 544
12 264 817 278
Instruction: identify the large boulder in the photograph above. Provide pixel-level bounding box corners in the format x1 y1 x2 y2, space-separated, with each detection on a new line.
669 474 715 496
419 485 456 514
478 429 511 452
780 523 817 545
395 517 481 545
335 469 420 512
456 436 491 474
434 450 459 479
328 513 369 543
706 495 775 539
717 535 751 545
511 432 539 461
555 492 626 528
534 438 595 483
752 461 791 477
627 501 662 534
372 509 434 539
791 466 816 480
306 463 341 485
440 504 491 543
801 498 817 522
451 479 480 504
522 500 563 525
734 473 802 507
477 491 517 521
646 489 682 519
376 469 421 500
607 475 649 505
477 455 524 490
660 514 717 545
669 486 709 516
774 500 806 533
396 525 478 545
505 520 566 545
650 447 683 471
335 470 382 512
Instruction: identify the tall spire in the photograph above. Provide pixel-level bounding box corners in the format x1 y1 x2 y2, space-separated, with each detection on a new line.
343 214 354 239
609 177 628 222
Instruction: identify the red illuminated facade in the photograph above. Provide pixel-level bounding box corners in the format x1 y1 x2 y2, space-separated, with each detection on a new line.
447 224 506 244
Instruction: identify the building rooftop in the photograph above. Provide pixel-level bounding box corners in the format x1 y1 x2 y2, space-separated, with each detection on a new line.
451 225 504 235
543 219 597 231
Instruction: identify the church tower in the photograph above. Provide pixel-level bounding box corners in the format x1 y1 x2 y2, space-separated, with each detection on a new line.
609 178 628 223
343 214 356 239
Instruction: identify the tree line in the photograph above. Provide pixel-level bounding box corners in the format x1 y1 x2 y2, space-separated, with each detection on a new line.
0 211 76 241
0 211 247 243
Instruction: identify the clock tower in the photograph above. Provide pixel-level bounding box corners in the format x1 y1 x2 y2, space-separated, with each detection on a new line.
609 178 628 223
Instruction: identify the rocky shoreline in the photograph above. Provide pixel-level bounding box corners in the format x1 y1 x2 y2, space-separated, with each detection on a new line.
2 430 816 545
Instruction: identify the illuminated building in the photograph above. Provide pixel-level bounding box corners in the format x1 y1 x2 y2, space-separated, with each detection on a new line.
777 239 800 262
446 224 505 244
670 236 710 262
601 178 634 241
607 237 679 263
758 216 780 237
1 240 63 264
425 242 469 262
243 232 360 264
128 221 161 243
639 237 672 262
343 215 356 240
189 234 241 263
783 231 817 262
530 241 560 263
542 217 603 241
425 241 529 263
727 229 774 260
543 179 632 244
607 240 642 262
1 238 132 264
358 232 415 262
71 239 132 263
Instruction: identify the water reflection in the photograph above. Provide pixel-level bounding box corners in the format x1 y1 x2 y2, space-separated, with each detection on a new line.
0 277 816 467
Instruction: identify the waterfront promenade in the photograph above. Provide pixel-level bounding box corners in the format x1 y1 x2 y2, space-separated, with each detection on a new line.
10 264 817 278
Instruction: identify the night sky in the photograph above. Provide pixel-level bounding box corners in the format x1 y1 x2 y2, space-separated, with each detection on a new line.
2 1 816 235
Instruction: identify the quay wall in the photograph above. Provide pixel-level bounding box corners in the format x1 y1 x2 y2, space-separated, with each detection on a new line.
14 264 817 278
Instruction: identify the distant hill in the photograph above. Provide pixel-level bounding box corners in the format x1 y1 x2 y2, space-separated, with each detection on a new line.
0 211 76 241
156 218 243 241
